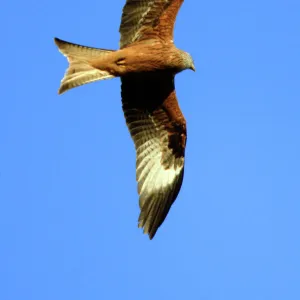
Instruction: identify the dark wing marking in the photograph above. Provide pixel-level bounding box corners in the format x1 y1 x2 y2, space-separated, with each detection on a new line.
121 72 187 239
119 0 184 48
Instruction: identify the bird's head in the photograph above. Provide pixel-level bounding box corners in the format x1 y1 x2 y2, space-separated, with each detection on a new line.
182 51 196 72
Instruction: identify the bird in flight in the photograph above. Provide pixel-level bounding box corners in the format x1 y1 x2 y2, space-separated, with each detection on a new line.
54 0 195 239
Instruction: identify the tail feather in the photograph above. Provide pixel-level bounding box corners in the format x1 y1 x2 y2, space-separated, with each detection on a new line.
54 38 115 94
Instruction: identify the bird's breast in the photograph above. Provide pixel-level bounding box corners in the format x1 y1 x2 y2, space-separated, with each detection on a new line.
115 44 182 75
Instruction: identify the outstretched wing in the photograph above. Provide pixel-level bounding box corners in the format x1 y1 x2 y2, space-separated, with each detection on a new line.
119 0 184 48
121 72 187 239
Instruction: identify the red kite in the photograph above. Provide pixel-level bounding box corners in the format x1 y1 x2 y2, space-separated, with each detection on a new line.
54 0 195 239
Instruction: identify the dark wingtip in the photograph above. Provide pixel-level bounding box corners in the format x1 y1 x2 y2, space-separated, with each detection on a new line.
54 37 60 46
144 229 156 240
148 232 155 240
54 37 63 45
54 37 69 49
58 85 66 95
138 219 156 240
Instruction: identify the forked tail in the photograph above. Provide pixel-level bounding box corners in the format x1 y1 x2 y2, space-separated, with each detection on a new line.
54 38 115 94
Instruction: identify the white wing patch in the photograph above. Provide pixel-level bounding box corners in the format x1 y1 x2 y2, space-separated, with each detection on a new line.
136 128 182 195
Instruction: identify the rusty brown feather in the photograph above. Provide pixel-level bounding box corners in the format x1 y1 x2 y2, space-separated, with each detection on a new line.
54 0 195 239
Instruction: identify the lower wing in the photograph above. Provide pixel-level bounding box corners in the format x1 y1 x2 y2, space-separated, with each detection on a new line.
121 72 187 239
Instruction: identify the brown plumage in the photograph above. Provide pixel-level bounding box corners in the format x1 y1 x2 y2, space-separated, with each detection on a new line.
54 0 195 239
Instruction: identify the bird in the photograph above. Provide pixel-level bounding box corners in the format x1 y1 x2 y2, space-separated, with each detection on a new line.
54 0 195 239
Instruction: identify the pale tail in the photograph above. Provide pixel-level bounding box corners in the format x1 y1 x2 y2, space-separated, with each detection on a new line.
54 38 115 94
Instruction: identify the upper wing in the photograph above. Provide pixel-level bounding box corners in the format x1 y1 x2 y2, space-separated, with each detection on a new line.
119 0 184 48
121 72 187 239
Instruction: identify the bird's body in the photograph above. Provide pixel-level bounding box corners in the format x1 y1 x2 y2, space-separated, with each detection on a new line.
54 0 194 239
93 41 182 74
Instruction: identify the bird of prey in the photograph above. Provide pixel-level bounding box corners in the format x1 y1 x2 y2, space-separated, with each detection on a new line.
54 0 195 239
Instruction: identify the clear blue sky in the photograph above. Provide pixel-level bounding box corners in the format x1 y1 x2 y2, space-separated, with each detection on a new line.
1 1 300 299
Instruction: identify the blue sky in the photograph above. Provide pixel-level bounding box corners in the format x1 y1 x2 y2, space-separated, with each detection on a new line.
1 0 300 299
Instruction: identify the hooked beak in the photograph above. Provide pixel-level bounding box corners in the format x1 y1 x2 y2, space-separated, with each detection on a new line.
190 63 196 72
